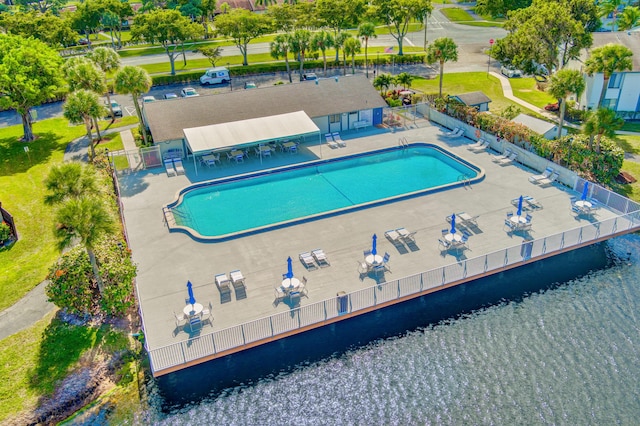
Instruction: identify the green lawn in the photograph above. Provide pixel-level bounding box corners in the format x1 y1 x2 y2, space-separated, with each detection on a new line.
440 7 475 21
610 135 640 202
509 77 556 108
0 116 138 312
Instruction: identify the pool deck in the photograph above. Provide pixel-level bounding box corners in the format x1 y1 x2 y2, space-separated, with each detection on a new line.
118 123 623 373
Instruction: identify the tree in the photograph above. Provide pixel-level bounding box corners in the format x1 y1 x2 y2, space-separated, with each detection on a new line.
270 34 293 83
373 0 432 55
426 37 458 97
373 73 393 96
214 9 272 66
311 30 335 77
583 108 623 154
492 0 595 73
255 0 277 5
316 0 366 61
395 72 414 90
70 0 104 45
599 0 624 31
44 163 99 205
63 90 105 160
0 34 66 142
100 0 134 49
290 29 314 81
0 11 78 48
344 36 361 75
14 0 64 14
548 68 585 139
618 6 640 31
88 47 121 120
131 9 204 75
475 0 532 19
199 46 223 67
584 43 633 109
64 58 107 143
115 66 152 143
358 22 377 78
266 2 297 33
54 197 114 297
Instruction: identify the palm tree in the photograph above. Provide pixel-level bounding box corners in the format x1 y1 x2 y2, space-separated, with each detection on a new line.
311 30 334 77
426 37 458 98
618 6 640 31
585 44 633 109
88 47 121 121
63 90 105 160
344 37 361 75
599 0 624 31
548 69 586 139
65 58 107 142
54 197 114 296
289 29 313 82
395 72 414 91
373 73 393 96
44 163 99 205
270 34 293 83
583 108 624 153
358 22 377 78
334 32 350 73
114 66 152 143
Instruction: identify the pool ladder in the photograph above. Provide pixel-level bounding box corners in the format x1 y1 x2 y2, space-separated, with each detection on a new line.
398 137 408 148
458 174 472 189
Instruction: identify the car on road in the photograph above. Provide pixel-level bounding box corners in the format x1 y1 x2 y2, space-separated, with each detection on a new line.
163 93 178 100
500 65 522 78
106 100 123 117
180 87 200 97
244 82 257 89
142 96 156 103
303 73 318 81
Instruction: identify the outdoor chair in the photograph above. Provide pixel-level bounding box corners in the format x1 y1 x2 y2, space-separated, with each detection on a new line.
525 213 533 223
498 152 518 166
529 167 554 184
332 132 346 147
468 139 489 152
164 159 177 177
357 260 369 274
441 228 449 236
299 252 317 269
174 311 187 328
274 286 286 304
230 270 245 288
537 172 559 187
201 302 213 326
504 219 515 231
215 273 231 291
384 229 402 243
289 291 302 304
363 249 372 258
173 158 185 175
188 316 202 332
312 249 330 267
324 133 338 149
438 238 451 250
492 149 512 163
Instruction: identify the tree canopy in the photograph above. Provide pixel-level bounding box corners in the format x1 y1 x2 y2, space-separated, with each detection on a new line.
115 66 152 142
0 11 77 48
548 68 585 139
15 0 64 14
0 34 66 142
426 37 458 97
372 0 432 56
584 43 633 108
214 8 273 66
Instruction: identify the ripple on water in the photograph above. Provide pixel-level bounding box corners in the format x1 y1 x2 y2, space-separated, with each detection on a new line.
146 236 640 425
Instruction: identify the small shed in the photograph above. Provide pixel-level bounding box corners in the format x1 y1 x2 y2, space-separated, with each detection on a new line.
512 113 566 140
451 91 492 112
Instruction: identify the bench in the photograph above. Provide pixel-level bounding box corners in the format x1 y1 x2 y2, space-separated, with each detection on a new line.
353 120 370 130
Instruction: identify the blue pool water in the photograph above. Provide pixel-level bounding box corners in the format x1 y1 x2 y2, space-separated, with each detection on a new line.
170 145 481 239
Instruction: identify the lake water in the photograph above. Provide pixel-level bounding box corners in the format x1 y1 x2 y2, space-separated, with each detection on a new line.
139 234 640 425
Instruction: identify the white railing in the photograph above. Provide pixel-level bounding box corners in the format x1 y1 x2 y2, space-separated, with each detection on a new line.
147 182 640 374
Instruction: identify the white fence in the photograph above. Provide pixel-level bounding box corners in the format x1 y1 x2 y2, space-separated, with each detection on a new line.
147 179 640 374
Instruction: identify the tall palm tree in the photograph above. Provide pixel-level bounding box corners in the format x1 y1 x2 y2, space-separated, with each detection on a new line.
88 47 121 121
599 0 624 31
358 22 377 78
426 37 458 98
394 72 414 91
65 58 107 142
583 108 624 153
63 90 105 160
548 68 586 139
334 32 350 75
114 66 152 143
311 30 334 77
373 73 393 96
585 43 633 109
289 29 313 82
270 34 293 83
618 6 640 31
344 37 361 75
44 163 99 205
54 197 114 296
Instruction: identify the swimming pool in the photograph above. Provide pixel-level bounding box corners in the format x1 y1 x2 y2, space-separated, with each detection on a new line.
167 144 483 241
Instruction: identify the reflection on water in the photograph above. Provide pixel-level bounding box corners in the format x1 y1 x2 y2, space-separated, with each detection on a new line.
142 236 640 425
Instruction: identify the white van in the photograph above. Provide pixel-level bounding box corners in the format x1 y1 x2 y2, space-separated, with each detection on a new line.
199 67 231 85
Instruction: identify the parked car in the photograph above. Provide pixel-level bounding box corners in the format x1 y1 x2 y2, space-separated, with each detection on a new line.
303 73 318 81
199 67 231 85
106 100 122 117
244 82 257 89
544 102 560 112
78 38 90 45
500 65 522 78
180 87 200 97
163 93 178 100
142 96 156 103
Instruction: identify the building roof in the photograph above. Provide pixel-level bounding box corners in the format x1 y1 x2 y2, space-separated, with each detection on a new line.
144 74 387 143
451 91 492 106
512 113 555 135
590 32 640 71
183 111 320 154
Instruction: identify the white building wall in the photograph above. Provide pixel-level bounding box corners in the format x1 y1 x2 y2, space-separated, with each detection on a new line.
618 73 640 111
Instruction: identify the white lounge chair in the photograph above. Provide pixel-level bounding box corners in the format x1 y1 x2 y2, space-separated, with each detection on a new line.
173 158 185 175
324 133 338 149
441 126 460 135
332 132 346 147
396 227 416 243
492 149 512 163
498 152 518 166
468 139 489 152
384 229 402 244
215 273 231 291
537 172 559 187
164 159 177 177
299 252 317 269
444 128 464 138
529 167 554 184
311 249 330 267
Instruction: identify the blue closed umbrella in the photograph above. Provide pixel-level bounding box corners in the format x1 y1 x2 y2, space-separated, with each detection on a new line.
372 234 377 256
450 214 456 234
581 182 589 201
286 256 293 279
517 195 523 216
187 280 196 305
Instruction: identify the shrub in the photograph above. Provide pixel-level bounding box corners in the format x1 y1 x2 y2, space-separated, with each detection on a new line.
0 221 12 244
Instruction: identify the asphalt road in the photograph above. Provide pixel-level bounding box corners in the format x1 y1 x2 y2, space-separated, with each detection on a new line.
0 11 507 128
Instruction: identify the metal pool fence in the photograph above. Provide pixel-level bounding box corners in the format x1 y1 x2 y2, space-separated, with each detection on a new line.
148 179 640 374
